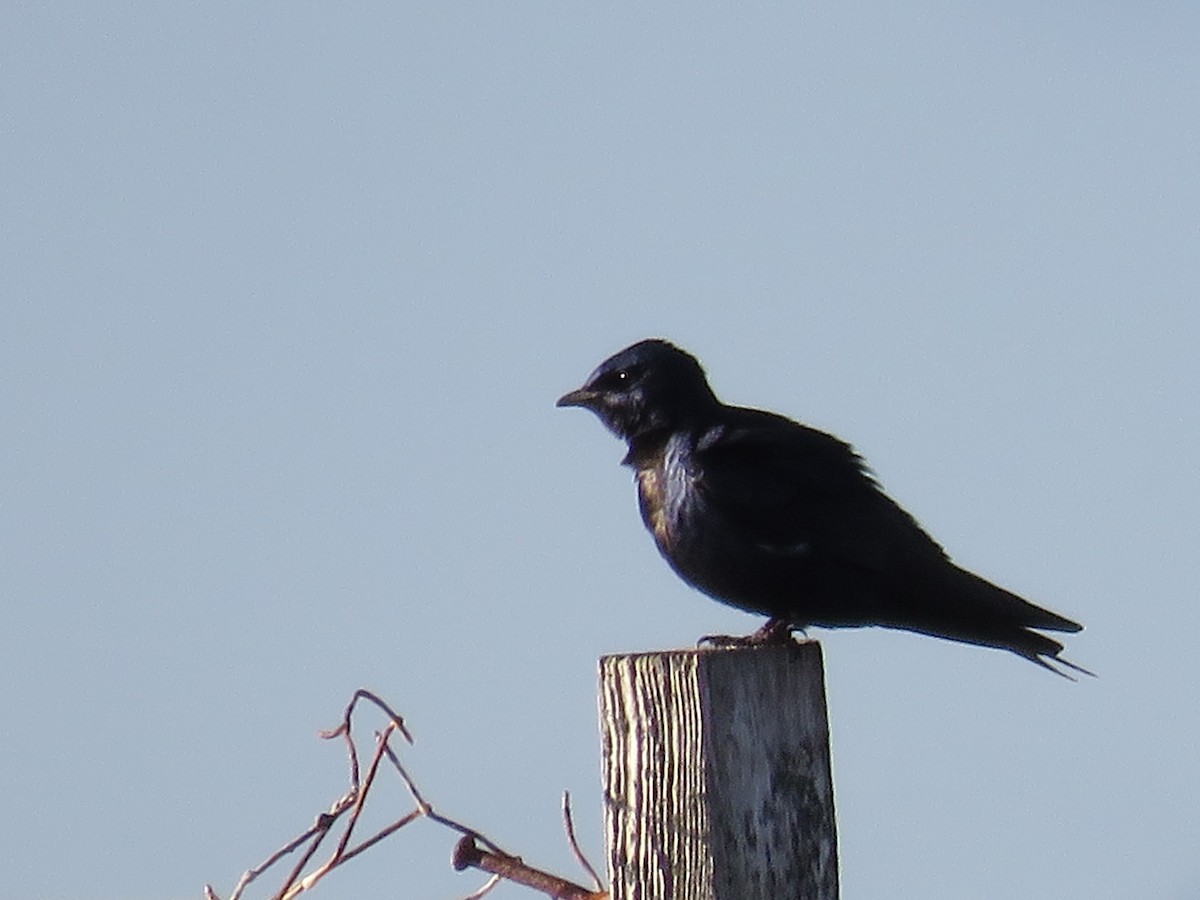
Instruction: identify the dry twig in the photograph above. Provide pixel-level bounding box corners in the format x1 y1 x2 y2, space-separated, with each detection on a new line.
562 792 604 893
452 836 604 900
204 689 607 900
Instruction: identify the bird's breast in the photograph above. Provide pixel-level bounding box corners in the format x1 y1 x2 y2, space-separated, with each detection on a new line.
633 437 699 555
631 433 794 616
635 465 673 549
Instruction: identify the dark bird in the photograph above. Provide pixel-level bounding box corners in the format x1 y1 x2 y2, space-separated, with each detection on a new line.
557 339 1089 676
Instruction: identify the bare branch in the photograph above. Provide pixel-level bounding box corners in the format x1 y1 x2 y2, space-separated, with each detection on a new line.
318 688 413 795
211 690 608 900
452 835 608 900
562 792 604 892
460 873 504 900
224 794 355 900
379 738 511 857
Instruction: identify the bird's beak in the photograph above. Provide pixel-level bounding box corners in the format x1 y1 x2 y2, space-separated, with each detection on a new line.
556 387 597 409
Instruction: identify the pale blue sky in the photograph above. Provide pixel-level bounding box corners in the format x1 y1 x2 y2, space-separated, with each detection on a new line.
3 4 1198 899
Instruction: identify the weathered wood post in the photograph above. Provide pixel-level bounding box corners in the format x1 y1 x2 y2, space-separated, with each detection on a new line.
599 641 838 900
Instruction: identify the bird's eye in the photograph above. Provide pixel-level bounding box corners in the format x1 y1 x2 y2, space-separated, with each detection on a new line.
594 367 637 391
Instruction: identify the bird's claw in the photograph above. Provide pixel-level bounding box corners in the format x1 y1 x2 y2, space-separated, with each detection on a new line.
698 618 801 648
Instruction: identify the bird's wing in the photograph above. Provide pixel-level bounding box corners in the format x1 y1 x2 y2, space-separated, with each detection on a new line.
693 409 947 572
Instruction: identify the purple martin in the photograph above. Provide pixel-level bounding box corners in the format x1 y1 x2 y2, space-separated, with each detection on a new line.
557 339 1088 676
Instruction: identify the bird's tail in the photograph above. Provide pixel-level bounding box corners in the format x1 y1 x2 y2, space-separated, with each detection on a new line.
999 628 1095 680
909 565 1093 679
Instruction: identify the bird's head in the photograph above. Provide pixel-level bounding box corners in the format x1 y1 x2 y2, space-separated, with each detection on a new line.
556 339 718 441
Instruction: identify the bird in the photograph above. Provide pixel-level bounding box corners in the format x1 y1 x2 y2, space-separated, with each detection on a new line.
556 338 1089 676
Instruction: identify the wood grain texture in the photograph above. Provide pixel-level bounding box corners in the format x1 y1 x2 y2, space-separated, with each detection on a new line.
599 642 837 900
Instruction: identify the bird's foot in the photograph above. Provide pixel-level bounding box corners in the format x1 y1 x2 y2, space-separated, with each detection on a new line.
699 617 802 648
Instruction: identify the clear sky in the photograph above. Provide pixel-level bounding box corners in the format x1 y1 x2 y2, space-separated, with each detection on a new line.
3 4 1198 899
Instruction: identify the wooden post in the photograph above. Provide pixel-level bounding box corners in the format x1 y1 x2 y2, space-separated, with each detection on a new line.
599 641 838 900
